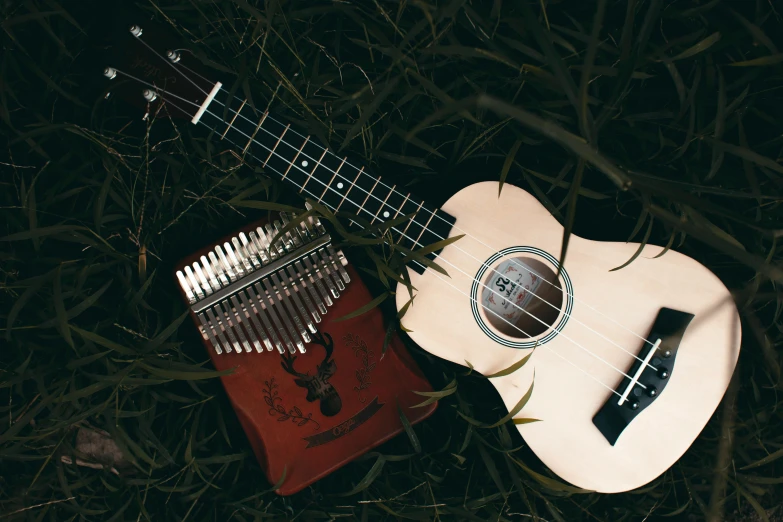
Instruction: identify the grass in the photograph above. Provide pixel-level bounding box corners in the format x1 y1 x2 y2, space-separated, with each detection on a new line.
2 0 783 520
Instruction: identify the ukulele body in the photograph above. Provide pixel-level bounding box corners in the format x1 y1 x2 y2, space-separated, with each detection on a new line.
396 181 741 493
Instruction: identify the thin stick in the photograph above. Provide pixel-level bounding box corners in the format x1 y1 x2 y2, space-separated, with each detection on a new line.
0 497 76 519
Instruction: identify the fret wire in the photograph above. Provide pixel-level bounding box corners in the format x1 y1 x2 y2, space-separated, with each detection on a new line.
337 167 363 212
207 90 441 235
357 177 381 218
197 107 452 277
200 92 451 259
372 184 395 224
188 87 448 245
392 193 410 220
301 148 329 193
319 156 347 202
282 136 310 181
263 123 289 167
248 110 445 232
203 100 431 240
244 111 269 154
214 121 429 255
221 99 246 140
398 201 424 244
413 207 438 248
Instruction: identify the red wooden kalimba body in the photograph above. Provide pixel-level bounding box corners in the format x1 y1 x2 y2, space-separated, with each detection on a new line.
175 216 436 495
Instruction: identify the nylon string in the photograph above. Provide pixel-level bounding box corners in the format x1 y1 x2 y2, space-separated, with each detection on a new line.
113 67 653 394
130 37 659 361
140 85 625 398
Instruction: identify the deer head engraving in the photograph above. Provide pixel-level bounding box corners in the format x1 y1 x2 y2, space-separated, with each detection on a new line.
280 332 342 417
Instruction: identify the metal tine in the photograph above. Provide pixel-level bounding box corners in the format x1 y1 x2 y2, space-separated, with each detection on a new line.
248 231 271 265
269 272 310 346
213 302 239 353
291 216 320 258
184 266 205 300
276 269 316 334
307 210 328 235
304 202 325 231
235 234 255 269
215 245 238 282
208 252 230 286
261 278 304 353
286 264 321 323
265 223 286 256
279 219 298 251
238 232 262 269
256 226 278 261
327 245 351 284
280 213 304 248
301 255 334 304
232 236 254 273
176 271 197 305
198 312 223 354
272 220 296 253
200 255 222 291
206 307 233 354
230 295 261 352
236 290 272 352
314 216 328 235
295 260 328 313
245 285 285 353
244 238 263 271
311 252 339 298
254 281 295 354
223 242 246 278
218 300 249 353
192 262 214 295
296 223 314 248
299 213 319 239
317 248 345 291
229 298 255 353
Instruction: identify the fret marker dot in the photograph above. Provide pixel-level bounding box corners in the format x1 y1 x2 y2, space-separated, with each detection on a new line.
301 160 309 167
337 182 344 189
383 211 390 218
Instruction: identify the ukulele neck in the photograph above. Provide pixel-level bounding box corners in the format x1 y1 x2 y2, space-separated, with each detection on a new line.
197 84 456 273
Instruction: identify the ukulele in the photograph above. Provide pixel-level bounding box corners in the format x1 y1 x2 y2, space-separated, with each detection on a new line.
104 23 741 494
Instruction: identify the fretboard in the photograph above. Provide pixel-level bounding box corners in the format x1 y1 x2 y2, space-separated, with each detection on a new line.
198 88 456 274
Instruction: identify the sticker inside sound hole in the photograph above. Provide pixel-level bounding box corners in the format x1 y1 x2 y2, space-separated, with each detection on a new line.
471 246 573 349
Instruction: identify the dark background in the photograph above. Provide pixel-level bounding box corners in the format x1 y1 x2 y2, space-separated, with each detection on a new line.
1 0 782 520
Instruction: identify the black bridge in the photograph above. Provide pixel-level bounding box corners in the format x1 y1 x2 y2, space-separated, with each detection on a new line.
592 307 694 445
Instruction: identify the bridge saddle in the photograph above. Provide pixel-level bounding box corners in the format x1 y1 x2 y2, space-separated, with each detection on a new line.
592 307 694 445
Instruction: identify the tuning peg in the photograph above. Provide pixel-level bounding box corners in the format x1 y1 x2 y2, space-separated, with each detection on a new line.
166 50 181 63
142 89 158 102
103 67 117 80
129 25 143 37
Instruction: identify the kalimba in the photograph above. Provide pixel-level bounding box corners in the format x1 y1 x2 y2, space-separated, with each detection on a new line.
175 210 437 495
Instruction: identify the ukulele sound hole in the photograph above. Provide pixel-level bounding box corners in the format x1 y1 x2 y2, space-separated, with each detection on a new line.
480 256 564 339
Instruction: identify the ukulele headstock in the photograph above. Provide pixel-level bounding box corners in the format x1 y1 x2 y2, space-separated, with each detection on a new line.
102 22 220 122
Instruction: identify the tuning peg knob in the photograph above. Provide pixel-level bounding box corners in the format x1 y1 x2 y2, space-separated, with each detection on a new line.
129 25 143 37
142 89 157 102
166 50 181 63
103 67 117 80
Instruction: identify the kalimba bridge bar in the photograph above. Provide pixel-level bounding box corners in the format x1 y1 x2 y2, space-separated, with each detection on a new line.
175 211 350 355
